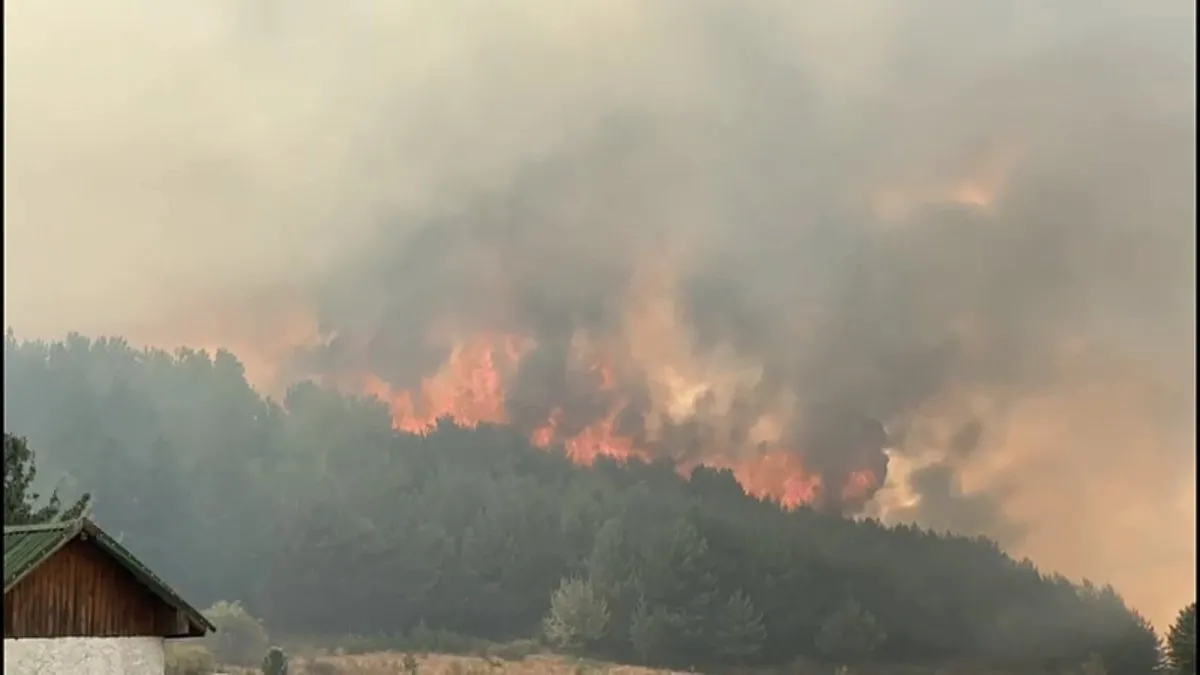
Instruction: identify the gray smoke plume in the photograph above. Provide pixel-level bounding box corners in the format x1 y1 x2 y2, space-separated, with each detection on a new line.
5 0 1194 626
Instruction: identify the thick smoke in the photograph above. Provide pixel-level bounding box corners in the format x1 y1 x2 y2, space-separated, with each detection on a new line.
5 0 1194 626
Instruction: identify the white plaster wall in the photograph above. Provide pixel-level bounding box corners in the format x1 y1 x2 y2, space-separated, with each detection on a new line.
4 636 165 675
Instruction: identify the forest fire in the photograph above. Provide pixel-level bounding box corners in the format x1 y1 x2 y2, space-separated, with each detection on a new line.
361 334 531 434
349 329 881 511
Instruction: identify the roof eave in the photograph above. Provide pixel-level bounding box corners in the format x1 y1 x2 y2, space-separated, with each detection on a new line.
166 623 214 640
79 520 216 635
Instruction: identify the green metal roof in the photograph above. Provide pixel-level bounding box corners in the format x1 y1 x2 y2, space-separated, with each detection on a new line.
3 521 72 590
3 518 215 636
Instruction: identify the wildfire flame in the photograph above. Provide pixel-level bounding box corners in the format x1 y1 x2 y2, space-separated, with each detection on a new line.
117 264 882 511
353 330 878 509
362 333 532 434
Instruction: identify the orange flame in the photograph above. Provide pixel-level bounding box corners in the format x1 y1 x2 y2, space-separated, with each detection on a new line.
363 334 531 434
354 331 869 509
730 452 824 508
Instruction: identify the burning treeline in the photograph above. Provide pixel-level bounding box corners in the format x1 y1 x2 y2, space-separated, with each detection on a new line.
259 21 1189 520
276 103 1186 518
348 287 888 513
238 32 1191 518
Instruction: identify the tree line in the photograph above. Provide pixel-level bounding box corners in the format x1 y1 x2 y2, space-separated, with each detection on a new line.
3 332 1194 674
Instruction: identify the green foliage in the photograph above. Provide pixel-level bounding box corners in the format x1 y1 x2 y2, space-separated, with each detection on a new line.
618 516 721 667
1064 585 1164 675
203 600 270 667
164 643 217 675
814 599 887 663
261 646 289 675
0 333 1172 675
543 577 610 652
711 590 767 664
3 432 90 525
1166 602 1196 675
627 599 672 664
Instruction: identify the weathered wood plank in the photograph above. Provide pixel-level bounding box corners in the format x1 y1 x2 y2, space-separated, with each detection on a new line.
3 539 168 638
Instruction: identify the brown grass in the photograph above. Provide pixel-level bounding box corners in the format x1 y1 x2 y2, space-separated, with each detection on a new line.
219 650 1046 675
223 651 684 675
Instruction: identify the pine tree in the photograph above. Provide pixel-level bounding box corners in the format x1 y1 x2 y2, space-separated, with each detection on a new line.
712 590 767 664
629 598 675 665
814 598 887 663
1166 602 1196 675
542 576 610 652
635 518 719 665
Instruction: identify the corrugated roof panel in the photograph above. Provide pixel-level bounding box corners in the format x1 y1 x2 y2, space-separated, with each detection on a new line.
3 521 77 590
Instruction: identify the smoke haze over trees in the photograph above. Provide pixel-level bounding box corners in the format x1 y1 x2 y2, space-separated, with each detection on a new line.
0 335 1173 673
3 0 1195 655
3 432 91 526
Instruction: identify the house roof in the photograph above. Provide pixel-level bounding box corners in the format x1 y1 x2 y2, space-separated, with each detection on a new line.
3 518 215 636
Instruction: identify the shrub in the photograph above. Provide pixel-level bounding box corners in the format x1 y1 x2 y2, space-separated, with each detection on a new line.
261 646 289 675
202 600 270 667
543 577 609 652
165 643 216 675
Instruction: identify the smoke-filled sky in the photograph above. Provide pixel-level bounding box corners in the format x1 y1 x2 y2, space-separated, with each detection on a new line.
5 0 1195 628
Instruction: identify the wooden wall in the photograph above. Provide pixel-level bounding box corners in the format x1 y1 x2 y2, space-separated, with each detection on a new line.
3 537 193 638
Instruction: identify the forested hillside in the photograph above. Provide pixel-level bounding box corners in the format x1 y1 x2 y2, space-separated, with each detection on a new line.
2 332 1165 673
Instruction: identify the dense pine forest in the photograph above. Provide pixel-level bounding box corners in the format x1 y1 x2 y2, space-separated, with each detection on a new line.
2 332 1186 674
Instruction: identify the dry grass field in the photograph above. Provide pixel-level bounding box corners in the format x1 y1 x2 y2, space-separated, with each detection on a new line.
217 650 1030 675
222 651 685 675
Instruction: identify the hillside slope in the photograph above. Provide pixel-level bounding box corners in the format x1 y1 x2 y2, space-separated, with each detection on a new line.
3 334 1161 674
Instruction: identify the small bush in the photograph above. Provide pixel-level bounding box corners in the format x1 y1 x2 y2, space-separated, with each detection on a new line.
165 643 216 675
542 577 609 652
261 646 289 675
202 600 270 667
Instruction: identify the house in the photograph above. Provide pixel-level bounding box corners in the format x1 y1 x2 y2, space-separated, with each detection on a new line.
3 518 215 675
